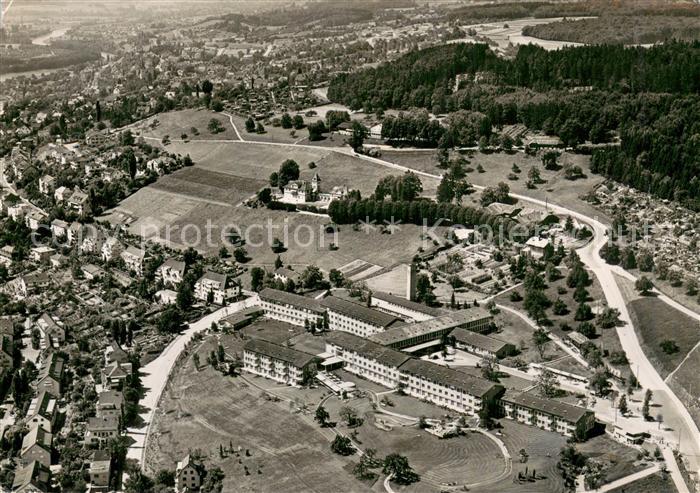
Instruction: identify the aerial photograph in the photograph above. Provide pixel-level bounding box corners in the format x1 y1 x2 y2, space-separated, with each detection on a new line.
0 0 699 491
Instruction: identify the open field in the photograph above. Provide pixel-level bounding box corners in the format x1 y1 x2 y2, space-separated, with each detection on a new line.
229 113 305 144
136 108 234 141
145 338 366 493
627 296 700 379
616 274 700 429
576 435 648 485
381 149 609 223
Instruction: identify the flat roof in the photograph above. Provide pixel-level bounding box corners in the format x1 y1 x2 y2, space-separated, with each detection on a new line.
501 390 591 423
321 296 400 328
259 288 324 314
244 338 317 368
370 309 492 346
372 291 441 317
450 328 512 354
400 359 503 398
326 331 411 368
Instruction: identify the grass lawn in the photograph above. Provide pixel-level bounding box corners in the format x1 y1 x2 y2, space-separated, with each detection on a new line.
608 472 677 493
476 419 567 493
577 434 648 485
626 295 700 379
229 113 305 144
493 308 568 366
496 264 626 378
145 337 366 493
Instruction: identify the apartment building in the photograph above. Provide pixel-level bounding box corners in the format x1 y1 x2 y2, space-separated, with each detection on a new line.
258 288 325 327
243 338 317 386
321 296 400 338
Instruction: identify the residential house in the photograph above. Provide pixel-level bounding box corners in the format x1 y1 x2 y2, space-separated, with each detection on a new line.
176 454 202 492
156 258 186 286
35 314 66 349
20 426 52 468
86 416 119 445
0 245 14 267
8 272 50 299
80 228 105 254
38 175 55 195
101 360 132 389
67 188 90 216
273 267 301 286
26 392 59 433
101 237 123 262
12 461 51 493
54 186 70 203
50 219 69 239
89 450 112 492
30 246 55 264
258 288 325 327
243 339 317 386
36 353 65 396
25 211 48 231
121 246 145 275
97 390 123 419
194 271 239 305
81 264 106 280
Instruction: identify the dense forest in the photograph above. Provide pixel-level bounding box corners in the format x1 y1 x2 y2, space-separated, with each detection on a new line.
522 16 700 45
328 42 700 210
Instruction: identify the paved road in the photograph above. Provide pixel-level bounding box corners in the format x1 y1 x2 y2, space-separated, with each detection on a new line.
127 296 259 465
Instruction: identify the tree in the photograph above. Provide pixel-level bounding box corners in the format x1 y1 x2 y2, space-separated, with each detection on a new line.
292 115 304 129
124 470 154 493
329 268 345 288
339 406 361 427
201 80 214 94
383 454 420 485
349 121 369 151
480 355 499 381
158 307 184 334
480 182 510 206
301 265 324 289
281 113 293 129
618 394 628 415
415 273 436 305
208 118 224 134
532 328 549 359
308 120 327 141
574 302 593 321
256 122 265 134
278 159 300 187
315 406 330 427
541 151 560 170
635 276 654 295
642 389 653 420
537 368 558 398
192 353 200 370
233 247 248 263
176 282 194 311
251 267 265 292
558 445 587 490
659 339 679 355
245 117 255 133
330 435 355 456
589 369 611 396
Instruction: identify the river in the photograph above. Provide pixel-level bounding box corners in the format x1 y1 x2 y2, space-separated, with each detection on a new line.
31 27 70 46
0 27 71 82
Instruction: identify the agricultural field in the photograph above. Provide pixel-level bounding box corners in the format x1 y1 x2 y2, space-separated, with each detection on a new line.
105 138 439 257
381 149 609 223
145 337 365 493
